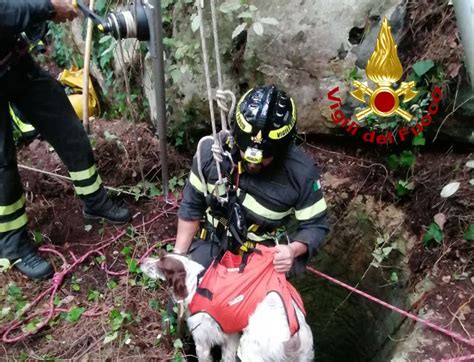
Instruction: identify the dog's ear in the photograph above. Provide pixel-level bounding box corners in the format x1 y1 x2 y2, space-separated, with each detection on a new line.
140 257 165 280
172 270 188 300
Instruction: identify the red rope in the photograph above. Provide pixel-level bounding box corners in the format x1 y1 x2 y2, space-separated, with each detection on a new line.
306 266 474 350
1 199 178 343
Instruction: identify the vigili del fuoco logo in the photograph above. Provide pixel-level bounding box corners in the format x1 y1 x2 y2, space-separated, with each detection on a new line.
326 17 442 145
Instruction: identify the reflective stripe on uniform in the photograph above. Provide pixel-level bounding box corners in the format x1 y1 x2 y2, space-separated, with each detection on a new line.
189 171 205 193
0 213 28 233
0 195 25 216
9 105 36 133
295 198 327 221
74 175 102 196
69 164 97 181
247 232 273 242
190 171 227 196
206 212 221 228
239 190 293 220
206 213 273 242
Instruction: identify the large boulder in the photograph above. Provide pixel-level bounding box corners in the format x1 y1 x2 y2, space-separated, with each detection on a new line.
243 0 403 133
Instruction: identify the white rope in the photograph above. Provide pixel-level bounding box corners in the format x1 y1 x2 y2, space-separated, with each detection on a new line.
209 0 227 132
17 164 147 198
196 0 223 186
216 89 237 131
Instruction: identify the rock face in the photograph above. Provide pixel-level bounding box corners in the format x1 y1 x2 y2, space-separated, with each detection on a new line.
243 0 403 133
158 0 473 143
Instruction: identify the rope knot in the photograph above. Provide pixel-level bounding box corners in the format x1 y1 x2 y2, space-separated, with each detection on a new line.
211 142 223 163
52 272 64 287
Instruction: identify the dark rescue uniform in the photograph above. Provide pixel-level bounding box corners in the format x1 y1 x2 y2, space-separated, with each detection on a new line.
178 137 329 273
0 1 109 259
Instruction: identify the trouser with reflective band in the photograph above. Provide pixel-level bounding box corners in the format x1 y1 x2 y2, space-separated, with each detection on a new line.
0 54 107 259
9 103 38 138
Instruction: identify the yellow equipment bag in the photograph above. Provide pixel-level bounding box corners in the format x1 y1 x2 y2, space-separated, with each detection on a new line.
58 67 100 120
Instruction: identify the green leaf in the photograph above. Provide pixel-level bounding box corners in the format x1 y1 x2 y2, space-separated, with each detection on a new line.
396 180 414 197
191 13 201 33
412 133 426 146
72 284 80 292
219 1 241 13
413 60 435 77
148 184 161 197
96 0 107 13
386 154 399 170
107 279 118 289
238 11 253 19
173 338 184 349
149 300 160 311
382 246 393 256
423 223 443 246
127 259 139 273
103 331 118 345
23 319 39 333
252 22 264 36
104 130 118 141
464 224 474 240
99 34 113 44
232 23 247 39
121 246 132 256
66 307 85 322
260 17 279 25
32 230 43 243
0 259 11 273
399 151 416 168
87 290 100 302
390 272 399 283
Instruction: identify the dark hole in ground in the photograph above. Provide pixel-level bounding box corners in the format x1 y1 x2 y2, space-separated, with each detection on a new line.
349 26 365 45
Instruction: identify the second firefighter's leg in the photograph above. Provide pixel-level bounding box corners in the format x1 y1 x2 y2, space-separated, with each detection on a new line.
0 98 53 279
10 57 130 224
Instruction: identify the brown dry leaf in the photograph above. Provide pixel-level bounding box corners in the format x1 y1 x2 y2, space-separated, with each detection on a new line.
458 305 471 321
434 213 447 230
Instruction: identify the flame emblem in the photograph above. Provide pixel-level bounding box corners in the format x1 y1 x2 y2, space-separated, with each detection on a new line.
350 17 418 122
251 130 263 144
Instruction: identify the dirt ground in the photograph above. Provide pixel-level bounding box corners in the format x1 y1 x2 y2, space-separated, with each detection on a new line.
0 122 472 360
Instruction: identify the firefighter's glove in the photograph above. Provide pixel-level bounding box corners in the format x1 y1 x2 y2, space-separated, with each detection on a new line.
273 244 295 273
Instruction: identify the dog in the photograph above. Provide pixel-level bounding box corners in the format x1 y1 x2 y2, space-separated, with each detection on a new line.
141 250 314 362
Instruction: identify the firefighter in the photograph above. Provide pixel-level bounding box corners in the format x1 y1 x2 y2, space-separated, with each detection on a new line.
0 0 131 280
175 85 329 274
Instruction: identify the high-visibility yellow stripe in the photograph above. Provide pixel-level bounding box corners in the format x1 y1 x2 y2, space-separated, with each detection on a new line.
206 212 221 227
0 195 25 216
0 213 28 233
208 181 227 196
247 232 273 242
74 175 102 196
69 165 97 181
189 172 205 193
295 198 327 221
235 89 253 133
239 190 293 220
9 105 36 133
190 172 227 196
